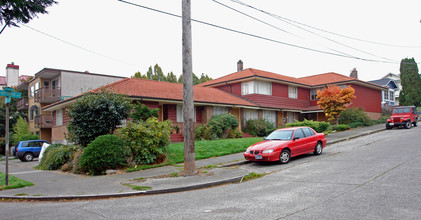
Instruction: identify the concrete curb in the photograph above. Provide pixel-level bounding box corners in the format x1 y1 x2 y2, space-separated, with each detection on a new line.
0 127 386 202
0 176 244 201
326 128 385 145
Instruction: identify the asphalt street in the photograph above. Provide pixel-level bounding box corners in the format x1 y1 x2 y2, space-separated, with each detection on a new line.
1 125 420 219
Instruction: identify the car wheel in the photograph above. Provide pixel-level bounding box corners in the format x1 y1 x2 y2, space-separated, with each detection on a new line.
279 149 290 164
405 120 412 129
314 142 323 155
385 123 392 129
23 153 34 162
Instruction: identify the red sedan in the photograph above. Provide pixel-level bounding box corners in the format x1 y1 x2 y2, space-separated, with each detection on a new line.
244 127 327 164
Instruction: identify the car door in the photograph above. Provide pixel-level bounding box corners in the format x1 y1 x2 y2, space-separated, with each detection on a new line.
290 129 307 156
302 128 317 153
33 141 43 157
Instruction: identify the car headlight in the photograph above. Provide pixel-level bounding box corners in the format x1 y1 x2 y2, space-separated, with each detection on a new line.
262 149 274 154
246 149 250 153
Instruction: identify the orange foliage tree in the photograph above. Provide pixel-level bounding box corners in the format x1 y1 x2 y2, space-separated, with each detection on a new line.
316 85 356 124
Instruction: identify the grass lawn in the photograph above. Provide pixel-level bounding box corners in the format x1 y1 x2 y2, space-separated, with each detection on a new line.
0 172 34 190
126 137 262 172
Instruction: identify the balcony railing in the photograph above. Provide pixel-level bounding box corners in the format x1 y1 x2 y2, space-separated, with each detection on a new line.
16 97 29 110
34 87 61 103
35 114 54 128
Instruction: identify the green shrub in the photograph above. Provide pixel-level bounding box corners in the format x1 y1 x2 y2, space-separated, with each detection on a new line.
11 116 39 145
330 124 350 132
349 121 364 128
117 117 171 165
37 144 74 170
195 124 218 140
79 135 128 175
244 118 274 137
228 128 243 138
131 103 159 122
339 108 373 126
285 119 330 133
208 113 239 138
66 91 131 147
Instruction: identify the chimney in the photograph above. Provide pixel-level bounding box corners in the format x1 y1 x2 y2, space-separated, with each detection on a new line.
350 68 358 79
6 62 20 87
237 60 243 72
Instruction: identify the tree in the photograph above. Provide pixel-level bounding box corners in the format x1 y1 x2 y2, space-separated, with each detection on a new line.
399 58 421 107
66 90 131 147
0 95 27 137
131 103 159 122
0 0 57 34
11 116 38 144
317 85 355 124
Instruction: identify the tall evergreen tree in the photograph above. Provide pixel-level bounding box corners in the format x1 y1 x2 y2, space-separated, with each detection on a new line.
399 58 421 106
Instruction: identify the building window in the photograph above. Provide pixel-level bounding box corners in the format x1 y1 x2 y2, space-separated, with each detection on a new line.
243 109 258 122
263 110 276 126
288 86 297 99
35 81 40 91
310 89 320 100
256 81 271 95
30 85 34 98
241 80 272 95
214 106 228 115
389 90 394 102
384 90 389 101
29 105 39 121
176 105 196 122
56 109 63 126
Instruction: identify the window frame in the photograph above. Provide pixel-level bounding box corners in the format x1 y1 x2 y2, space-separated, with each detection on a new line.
288 86 298 99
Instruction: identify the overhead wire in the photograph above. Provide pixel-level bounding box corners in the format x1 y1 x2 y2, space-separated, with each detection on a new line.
215 0 395 62
229 0 421 48
22 24 138 67
118 0 397 64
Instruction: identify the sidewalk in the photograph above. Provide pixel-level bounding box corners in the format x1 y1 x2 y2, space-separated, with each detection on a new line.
0 124 386 201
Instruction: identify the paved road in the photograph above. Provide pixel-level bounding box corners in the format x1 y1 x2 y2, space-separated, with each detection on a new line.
1 126 420 219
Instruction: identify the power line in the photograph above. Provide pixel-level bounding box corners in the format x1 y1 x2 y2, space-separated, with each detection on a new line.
230 0 421 48
22 24 138 67
211 0 393 62
117 0 397 64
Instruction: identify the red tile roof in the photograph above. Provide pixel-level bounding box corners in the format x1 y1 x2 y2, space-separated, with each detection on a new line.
198 68 304 87
243 94 321 111
298 72 356 85
45 78 259 110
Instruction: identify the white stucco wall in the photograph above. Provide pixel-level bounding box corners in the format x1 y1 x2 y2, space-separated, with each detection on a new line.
60 71 124 97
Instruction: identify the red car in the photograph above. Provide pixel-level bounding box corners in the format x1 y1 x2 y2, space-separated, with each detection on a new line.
244 127 327 164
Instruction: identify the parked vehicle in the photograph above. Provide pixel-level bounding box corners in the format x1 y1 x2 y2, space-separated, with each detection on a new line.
15 140 50 162
386 106 418 129
244 127 327 164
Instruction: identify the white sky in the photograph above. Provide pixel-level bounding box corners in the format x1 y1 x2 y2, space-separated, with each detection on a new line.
1 0 421 82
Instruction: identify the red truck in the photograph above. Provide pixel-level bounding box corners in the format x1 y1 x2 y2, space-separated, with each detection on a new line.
386 106 418 129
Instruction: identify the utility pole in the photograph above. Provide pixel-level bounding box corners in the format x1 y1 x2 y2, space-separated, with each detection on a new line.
182 0 195 176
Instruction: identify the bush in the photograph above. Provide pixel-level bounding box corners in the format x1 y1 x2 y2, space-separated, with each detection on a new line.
79 135 128 175
349 121 364 128
244 118 274 137
117 118 171 165
208 113 239 138
131 103 159 121
66 91 131 147
339 108 373 126
228 128 243 138
195 124 218 140
37 144 74 170
285 119 330 133
11 116 39 145
330 124 350 132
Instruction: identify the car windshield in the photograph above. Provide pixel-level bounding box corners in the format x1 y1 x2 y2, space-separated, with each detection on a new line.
393 108 410 114
265 130 293 140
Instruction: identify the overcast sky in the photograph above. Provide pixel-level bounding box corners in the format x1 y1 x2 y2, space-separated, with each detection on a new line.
1 0 421 82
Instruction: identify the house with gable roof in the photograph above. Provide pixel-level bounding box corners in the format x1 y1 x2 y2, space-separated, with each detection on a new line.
41 62 385 144
368 78 399 107
198 62 385 127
